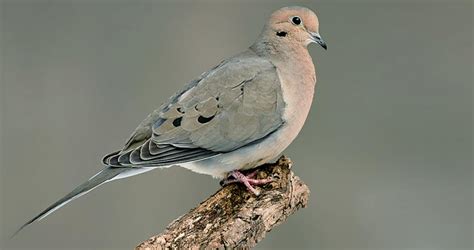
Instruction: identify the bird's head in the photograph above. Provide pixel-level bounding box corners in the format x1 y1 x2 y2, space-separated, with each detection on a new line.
264 6 327 50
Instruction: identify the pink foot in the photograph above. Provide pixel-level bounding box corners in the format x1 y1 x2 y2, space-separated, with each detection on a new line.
221 170 273 195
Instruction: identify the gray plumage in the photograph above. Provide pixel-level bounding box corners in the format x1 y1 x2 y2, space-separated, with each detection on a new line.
103 50 284 167
14 6 325 236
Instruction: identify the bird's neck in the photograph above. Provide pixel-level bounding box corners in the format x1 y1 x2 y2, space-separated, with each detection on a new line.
250 39 316 82
249 34 317 97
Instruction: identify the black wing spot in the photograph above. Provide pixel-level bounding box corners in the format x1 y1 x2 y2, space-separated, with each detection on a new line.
177 107 185 114
172 117 182 127
197 115 215 124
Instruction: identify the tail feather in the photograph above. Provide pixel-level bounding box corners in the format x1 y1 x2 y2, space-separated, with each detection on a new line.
12 167 130 237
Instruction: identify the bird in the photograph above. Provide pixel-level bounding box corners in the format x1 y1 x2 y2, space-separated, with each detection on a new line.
14 6 327 236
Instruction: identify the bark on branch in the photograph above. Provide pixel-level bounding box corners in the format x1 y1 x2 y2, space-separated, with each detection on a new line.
135 156 310 249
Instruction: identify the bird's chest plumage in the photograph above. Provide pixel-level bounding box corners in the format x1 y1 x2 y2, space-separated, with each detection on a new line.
277 57 316 139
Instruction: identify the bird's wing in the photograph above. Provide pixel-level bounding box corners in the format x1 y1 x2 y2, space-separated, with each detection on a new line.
103 51 285 167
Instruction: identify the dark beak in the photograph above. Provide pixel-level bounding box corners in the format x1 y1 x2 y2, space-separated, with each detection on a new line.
309 32 327 50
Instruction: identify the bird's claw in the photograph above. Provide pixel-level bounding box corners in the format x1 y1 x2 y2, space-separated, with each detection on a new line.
221 170 273 196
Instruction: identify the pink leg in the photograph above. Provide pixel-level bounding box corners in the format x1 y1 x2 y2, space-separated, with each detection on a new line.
221 170 273 195
221 170 258 184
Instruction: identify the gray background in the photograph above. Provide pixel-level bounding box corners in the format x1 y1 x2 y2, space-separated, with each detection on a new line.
1 0 472 249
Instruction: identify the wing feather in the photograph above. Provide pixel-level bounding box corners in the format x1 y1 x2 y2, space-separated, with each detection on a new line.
102 50 284 168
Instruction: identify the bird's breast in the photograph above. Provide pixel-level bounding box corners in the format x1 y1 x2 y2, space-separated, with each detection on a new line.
277 61 316 140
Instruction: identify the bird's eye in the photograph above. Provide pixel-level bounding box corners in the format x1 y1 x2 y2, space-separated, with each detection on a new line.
291 16 302 25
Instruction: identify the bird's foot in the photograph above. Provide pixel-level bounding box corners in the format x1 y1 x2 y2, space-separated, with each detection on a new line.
221 170 273 195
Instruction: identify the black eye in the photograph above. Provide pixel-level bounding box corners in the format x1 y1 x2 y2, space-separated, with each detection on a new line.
276 31 287 37
291 16 301 25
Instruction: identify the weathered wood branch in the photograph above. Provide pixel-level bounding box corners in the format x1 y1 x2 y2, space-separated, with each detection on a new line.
135 156 310 249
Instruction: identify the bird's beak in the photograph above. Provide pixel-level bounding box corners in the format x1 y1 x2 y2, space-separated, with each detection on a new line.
309 32 327 50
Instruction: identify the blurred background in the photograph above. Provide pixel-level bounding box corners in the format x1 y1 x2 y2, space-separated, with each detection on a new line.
1 0 472 249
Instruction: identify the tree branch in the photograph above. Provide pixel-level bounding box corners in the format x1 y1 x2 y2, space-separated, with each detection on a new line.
135 156 310 249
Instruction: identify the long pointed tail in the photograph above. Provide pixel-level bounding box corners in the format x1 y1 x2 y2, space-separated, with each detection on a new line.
12 167 131 237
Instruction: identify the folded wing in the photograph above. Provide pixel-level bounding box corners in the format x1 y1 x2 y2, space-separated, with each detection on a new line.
103 50 285 167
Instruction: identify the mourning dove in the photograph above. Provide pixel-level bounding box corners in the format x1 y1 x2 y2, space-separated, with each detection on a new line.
14 6 326 235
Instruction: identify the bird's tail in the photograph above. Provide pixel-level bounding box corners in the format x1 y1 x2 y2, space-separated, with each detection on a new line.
12 167 132 237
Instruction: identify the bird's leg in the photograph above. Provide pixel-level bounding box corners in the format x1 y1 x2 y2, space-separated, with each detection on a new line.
221 170 273 195
222 170 258 184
